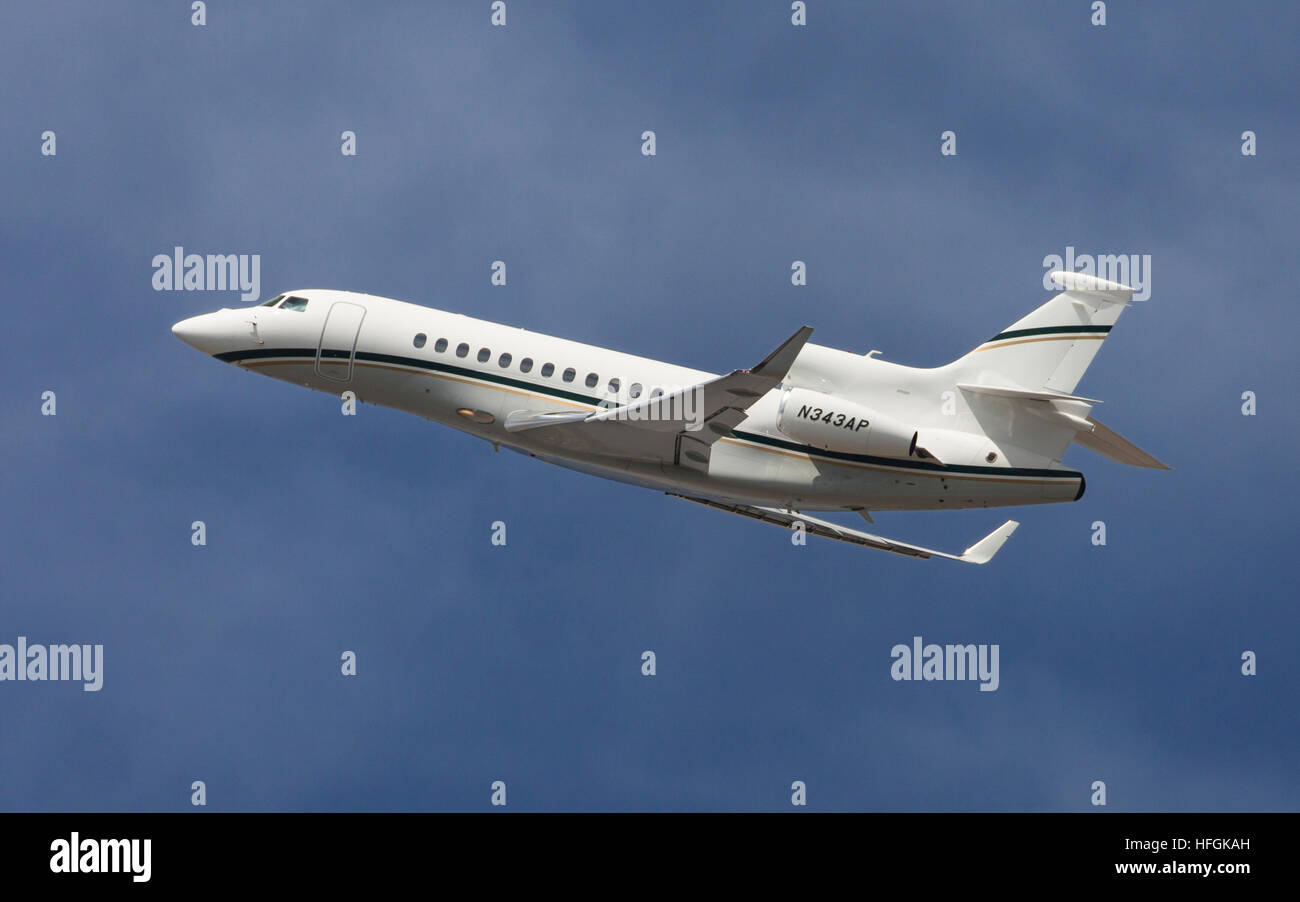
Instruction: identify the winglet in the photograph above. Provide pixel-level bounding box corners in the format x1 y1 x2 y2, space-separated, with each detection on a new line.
958 520 1019 564
750 326 813 379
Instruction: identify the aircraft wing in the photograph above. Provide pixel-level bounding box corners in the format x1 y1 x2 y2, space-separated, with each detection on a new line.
670 493 1020 563
503 326 813 472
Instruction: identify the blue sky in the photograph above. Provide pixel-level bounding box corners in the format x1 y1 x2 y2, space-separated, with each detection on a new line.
1 1 1295 811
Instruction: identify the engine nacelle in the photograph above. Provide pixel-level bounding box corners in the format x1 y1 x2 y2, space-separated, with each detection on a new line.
776 388 918 459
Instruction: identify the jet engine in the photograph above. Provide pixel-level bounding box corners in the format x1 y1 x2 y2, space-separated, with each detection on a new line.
776 387 920 459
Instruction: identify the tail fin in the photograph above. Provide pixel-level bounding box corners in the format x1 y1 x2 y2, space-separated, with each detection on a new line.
952 270 1136 394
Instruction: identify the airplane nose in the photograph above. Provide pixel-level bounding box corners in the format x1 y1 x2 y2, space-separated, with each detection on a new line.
171 312 228 354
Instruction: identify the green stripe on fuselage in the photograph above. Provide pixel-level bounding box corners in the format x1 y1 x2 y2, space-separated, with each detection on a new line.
215 347 1082 481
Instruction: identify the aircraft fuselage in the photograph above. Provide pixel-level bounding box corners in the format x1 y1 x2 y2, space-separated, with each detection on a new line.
172 289 1084 513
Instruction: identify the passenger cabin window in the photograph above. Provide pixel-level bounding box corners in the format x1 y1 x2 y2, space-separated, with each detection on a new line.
608 378 621 393
260 294 285 307
649 387 663 399
477 348 490 363
498 353 512 368
584 373 599 388
562 368 576 383
413 333 427 349
456 343 470 358
541 363 555 377
280 296 309 312
434 338 448 353
629 383 643 399
520 358 534 373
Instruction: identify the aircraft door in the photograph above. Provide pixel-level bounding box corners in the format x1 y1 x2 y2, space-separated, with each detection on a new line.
317 302 366 382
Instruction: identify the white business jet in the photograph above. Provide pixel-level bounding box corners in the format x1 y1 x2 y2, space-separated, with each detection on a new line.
172 271 1166 563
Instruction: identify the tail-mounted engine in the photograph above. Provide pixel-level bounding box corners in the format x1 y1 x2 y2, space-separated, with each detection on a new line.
776 387 928 460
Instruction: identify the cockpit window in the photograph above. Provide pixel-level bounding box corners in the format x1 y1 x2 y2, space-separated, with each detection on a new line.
280 296 309 312
260 294 285 307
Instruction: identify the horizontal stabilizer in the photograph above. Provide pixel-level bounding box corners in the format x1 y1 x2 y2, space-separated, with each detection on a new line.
670 493 1019 564
1048 270 1136 304
1073 417 1170 469
957 382 1102 404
